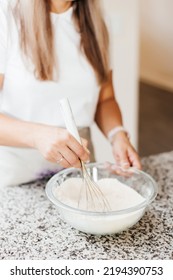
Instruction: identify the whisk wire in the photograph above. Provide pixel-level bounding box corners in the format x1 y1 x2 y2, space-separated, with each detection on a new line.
78 161 111 212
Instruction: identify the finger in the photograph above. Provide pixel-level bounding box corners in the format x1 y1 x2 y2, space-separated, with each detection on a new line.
51 152 71 168
44 150 59 163
57 157 71 169
59 146 81 168
81 138 88 148
81 138 90 155
118 150 131 168
56 152 63 164
128 147 142 170
45 153 70 168
112 151 121 166
67 136 90 162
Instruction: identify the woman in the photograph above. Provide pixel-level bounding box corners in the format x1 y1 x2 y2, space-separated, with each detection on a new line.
0 0 141 187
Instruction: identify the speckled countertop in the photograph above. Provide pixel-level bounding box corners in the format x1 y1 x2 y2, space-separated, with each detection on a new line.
0 151 173 260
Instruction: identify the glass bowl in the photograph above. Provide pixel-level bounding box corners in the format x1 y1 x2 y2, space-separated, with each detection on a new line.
45 163 158 235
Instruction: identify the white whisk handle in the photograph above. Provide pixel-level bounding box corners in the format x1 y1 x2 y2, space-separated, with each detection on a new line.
59 98 82 144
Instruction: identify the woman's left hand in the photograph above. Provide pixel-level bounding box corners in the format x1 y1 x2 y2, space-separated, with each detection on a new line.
111 132 142 169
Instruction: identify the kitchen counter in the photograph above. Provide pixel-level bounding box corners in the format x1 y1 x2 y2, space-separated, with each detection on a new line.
0 151 173 260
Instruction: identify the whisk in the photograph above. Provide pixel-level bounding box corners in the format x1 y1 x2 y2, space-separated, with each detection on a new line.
59 98 111 212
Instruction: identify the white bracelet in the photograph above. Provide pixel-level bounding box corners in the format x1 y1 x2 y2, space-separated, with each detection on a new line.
107 126 129 144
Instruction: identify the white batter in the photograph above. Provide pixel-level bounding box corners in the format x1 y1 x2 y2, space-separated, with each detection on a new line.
54 178 145 212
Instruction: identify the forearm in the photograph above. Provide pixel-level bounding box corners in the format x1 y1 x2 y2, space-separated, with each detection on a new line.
95 97 141 169
95 97 123 137
0 113 38 148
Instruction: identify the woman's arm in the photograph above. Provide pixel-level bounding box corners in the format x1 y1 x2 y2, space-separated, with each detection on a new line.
95 71 123 136
95 71 141 169
0 113 89 168
0 75 89 168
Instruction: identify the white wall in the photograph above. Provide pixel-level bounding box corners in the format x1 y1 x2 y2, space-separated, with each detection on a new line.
140 0 173 91
92 0 140 162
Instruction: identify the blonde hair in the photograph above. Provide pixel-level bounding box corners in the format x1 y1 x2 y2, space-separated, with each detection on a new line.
14 0 110 84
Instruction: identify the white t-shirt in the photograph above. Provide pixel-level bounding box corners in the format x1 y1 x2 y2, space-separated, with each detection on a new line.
0 0 101 186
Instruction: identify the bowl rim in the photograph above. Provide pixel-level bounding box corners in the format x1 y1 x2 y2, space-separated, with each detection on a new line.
45 162 158 216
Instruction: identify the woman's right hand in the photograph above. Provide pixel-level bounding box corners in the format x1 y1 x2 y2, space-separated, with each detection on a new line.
32 125 90 168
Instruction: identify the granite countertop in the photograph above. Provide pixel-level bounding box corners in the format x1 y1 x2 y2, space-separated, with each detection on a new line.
0 151 173 260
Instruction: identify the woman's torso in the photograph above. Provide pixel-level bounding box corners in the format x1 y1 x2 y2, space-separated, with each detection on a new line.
0 1 99 185
1 4 100 126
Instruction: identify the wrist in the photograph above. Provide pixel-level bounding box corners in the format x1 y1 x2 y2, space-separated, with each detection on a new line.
107 126 129 144
31 123 45 149
111 131 129 144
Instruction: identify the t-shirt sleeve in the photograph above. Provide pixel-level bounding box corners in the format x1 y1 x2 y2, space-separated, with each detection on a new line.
0 0 8 74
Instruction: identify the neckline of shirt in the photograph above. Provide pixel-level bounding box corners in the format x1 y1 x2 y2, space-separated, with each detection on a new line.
50 6 73 21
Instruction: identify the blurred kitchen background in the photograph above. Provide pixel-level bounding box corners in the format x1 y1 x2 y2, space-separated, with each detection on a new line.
92 0 173 162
